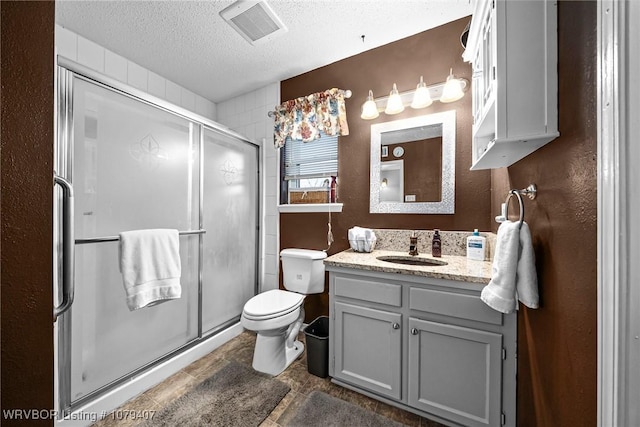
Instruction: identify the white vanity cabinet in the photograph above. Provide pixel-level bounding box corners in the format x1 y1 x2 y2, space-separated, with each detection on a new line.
463 0 558 170
328 268 516 427
331 274 403 400
333 302 402 399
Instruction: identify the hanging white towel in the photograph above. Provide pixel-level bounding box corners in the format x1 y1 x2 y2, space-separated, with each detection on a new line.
481 221 520 313
481 220 538 313
516 222 539 309
119 229 182 311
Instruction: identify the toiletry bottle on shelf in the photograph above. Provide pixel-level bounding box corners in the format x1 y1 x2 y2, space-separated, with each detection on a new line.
324 178 331 203
409 231 419 256
330 176 337 203
466 229 486 261
431 229 441 257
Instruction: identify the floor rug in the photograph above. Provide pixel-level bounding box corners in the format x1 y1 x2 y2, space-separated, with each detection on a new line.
285 390 404 427
143 361 290 426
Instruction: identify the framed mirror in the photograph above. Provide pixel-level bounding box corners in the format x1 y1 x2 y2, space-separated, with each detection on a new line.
370 110 455 214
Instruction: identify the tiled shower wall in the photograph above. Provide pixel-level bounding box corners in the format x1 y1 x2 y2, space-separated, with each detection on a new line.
216 86 281 292
55 25 217 120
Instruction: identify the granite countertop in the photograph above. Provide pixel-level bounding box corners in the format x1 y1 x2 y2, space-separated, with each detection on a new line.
324 249 493 285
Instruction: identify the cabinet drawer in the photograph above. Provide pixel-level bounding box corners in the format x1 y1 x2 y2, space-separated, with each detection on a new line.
334 276 402 307
409 287 502 325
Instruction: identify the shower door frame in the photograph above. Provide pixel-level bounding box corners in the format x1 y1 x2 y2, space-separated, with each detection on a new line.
54 56 262 416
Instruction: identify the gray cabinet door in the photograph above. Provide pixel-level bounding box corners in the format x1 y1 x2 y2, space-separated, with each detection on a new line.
334 302 402 400
408 317 502 427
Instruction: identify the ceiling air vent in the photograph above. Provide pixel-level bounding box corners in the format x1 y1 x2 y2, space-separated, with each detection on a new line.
220 0 288 46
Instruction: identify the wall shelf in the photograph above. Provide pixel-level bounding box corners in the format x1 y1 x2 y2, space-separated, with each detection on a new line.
278 203 343 213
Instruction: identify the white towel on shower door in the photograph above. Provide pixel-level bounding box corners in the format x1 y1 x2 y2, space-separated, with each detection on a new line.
119 229 182 311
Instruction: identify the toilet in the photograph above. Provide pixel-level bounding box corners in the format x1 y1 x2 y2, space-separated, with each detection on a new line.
241 248 327 376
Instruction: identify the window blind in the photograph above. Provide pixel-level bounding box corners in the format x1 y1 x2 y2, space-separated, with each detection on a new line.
283 133 338 180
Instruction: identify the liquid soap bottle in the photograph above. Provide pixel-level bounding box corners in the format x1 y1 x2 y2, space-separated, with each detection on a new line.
431 229 442 257
466 229 486 261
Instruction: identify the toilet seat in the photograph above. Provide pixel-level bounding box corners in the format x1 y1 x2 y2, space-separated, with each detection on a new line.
242 289 304 321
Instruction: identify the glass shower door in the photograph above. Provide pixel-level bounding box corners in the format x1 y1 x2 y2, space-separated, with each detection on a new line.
201 127 259 333
66 77 200 404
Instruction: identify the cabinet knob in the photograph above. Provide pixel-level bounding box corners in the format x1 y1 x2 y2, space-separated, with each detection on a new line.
411 328 419 335
392 322 400 330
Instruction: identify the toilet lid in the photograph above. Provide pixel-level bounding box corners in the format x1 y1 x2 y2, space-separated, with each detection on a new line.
243 289 304 320
280 248 327 260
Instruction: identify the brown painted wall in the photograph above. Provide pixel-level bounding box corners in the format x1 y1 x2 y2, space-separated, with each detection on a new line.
491 2 598 425
280 17 492 321
282 4 597 426
1 1 55 424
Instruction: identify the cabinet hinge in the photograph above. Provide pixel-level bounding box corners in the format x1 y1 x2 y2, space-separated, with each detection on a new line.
492 66 496 81
492 0 495 9
502 348 507 360
501 412 506 425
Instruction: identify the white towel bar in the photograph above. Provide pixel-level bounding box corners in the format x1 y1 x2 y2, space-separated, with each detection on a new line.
75 229 206 245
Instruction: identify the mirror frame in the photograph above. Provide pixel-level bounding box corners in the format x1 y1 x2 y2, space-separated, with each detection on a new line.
369 110 456 214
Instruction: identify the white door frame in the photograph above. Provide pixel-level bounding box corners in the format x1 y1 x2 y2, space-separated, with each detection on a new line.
597 1 639 426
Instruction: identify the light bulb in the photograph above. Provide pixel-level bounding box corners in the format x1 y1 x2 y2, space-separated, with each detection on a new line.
440 68 464 103
384 83 405 115
360 90 379 120
411 76 433 109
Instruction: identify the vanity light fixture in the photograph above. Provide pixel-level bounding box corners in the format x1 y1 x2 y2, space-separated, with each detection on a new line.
361 90 380 120
440 68 465 103
361 72 468 120
384 84 405 115
410 76 433 109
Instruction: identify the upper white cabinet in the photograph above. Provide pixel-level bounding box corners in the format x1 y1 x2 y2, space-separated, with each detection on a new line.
463 0 558 170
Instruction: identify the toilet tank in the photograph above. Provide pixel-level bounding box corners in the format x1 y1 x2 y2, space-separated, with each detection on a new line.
280 249 327 294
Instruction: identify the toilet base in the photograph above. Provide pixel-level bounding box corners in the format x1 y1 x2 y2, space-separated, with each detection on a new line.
252 330 304 376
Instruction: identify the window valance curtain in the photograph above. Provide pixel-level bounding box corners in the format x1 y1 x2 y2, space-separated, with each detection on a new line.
273 88 349 148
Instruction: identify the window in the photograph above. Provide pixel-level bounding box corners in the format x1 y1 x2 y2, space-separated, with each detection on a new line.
281 132 338 205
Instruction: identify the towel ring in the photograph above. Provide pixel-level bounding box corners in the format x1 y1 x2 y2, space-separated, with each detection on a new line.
504 184 537 229
505 191 525 228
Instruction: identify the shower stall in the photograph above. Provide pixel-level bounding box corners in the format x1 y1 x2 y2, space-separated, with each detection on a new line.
54 58 260 420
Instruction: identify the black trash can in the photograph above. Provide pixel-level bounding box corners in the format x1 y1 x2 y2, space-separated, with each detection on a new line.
304 316 330 378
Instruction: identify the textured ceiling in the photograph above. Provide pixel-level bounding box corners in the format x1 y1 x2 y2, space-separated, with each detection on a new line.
56 1 473 103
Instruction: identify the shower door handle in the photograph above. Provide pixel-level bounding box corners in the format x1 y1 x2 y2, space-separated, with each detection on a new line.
54 173 75 321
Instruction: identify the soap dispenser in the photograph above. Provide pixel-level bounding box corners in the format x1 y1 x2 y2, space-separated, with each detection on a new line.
466 229 486 261
431 229 441 257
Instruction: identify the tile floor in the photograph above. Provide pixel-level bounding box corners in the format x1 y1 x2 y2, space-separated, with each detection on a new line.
94 330 445 427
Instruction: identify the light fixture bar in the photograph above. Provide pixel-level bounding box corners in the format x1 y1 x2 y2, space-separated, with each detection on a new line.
370 79 468 112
